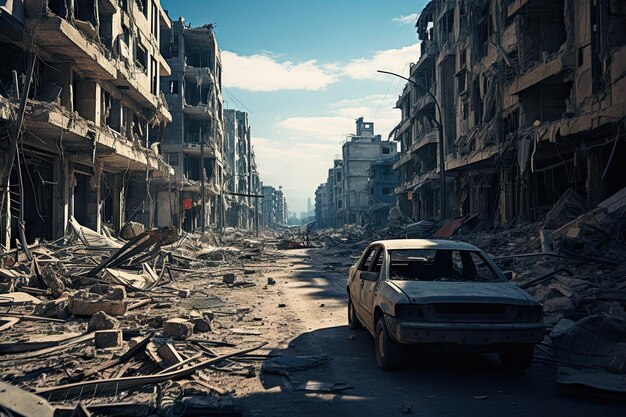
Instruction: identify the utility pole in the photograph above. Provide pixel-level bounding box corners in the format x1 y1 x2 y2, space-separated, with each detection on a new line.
199 125 205 232
1 52 36 259
377 69 447 221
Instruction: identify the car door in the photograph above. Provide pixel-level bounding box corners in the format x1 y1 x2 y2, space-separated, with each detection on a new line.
353 245 377 320
359 246 383 328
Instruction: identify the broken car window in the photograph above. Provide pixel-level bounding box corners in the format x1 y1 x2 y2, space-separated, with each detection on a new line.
388 249 504 282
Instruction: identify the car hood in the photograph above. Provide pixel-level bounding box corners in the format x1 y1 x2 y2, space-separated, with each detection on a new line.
389 280 533 305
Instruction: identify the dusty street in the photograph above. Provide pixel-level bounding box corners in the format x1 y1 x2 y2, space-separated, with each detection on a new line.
231 247 626 417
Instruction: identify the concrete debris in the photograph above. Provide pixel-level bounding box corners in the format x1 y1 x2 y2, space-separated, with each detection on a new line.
223 273 236 285
69 290 128 317
94 329 122 349
193 318 212 333
163 318 194 340
87 311 120 332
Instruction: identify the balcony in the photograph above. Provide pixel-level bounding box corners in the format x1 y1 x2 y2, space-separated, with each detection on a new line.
0 96 172 176
25 16 116 80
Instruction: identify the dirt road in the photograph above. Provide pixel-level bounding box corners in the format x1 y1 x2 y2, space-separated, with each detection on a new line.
231 247 625 417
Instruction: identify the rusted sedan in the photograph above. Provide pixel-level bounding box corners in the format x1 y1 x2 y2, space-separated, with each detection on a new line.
347 239 545 370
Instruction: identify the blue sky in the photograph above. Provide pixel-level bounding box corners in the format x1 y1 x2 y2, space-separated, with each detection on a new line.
161 0 426 213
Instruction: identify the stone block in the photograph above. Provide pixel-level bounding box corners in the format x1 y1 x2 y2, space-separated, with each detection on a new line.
163 318 193 340
95 329 122 348
223 273 236 284
88 311 120 332
69 290 128 317
193 318 211 333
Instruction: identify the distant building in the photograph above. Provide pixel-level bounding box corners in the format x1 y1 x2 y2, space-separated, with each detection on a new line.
342 118 397 225
367 154 400 228
160 18 225 231
223 109 259 230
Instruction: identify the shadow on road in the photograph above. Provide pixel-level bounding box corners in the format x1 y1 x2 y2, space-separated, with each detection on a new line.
234 248 625 416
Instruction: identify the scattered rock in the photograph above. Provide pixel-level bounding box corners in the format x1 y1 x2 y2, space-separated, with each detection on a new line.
163 318 194 340
69 289 127 317
267 277 276 285
278 303 286 308
223 273 236 285
39 267 67 298
34 297 70 319
178 289 191 298
95 329 122 348
193 318 212 333
88 311 120 332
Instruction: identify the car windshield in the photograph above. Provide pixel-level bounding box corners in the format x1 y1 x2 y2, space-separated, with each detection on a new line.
388 249 505 283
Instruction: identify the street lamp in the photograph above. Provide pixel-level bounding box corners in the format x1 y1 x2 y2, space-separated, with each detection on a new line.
377 69 447 221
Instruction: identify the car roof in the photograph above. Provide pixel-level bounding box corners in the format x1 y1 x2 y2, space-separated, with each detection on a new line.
369 239 481 251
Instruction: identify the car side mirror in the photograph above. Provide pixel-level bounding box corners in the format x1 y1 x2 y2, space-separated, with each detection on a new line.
503 270 513 280
359 271 378 281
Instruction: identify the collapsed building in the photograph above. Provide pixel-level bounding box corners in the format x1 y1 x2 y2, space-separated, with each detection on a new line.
393 0 626 226
0 0 174 251
224 109 260 230
159 18 225 232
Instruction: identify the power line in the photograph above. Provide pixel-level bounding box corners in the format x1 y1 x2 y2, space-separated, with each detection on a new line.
223 87 254 115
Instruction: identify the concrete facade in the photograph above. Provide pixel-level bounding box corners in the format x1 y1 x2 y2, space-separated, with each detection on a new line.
367 154 400 228
342 117 397 225
0 0 173 249
160 18 224 231
393 0 626 225
223 109 259 230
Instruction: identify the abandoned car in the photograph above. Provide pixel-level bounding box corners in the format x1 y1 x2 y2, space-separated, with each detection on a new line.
347 239 546 370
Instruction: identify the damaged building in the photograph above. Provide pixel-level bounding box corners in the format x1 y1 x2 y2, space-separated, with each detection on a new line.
159 18 225 232
315 118 398 228
393 0 626 225
261 185 287 227
223 109 260 230
0 0 174 250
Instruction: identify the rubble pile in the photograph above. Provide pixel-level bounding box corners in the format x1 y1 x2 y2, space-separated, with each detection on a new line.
312 187 626 395
459 187 626 395
0 219 286 415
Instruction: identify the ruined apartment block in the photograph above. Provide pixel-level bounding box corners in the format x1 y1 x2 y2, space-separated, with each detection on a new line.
0 0 173 249
159 18 225 231
261 185 287 227
342 117 397 225
367 153 400 228
393 0 626 225
315 159 343 228
224 109 260 230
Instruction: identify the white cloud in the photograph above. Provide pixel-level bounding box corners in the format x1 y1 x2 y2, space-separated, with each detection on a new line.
221 50 339 92
341 43 421 81
222 42 421 92
253 136 339 211
392 13 419 25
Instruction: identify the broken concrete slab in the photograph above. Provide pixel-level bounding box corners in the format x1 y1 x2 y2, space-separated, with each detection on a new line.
69 290 128 317
193 318 211 333
163 318 194 340
95 329 122 348
88 311 120 332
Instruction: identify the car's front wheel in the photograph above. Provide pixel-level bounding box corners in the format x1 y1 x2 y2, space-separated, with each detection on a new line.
348 296 362 330
375 316 402 370
499 344 534 372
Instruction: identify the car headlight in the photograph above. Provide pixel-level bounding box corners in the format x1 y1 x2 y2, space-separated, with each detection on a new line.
395 304 427 320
